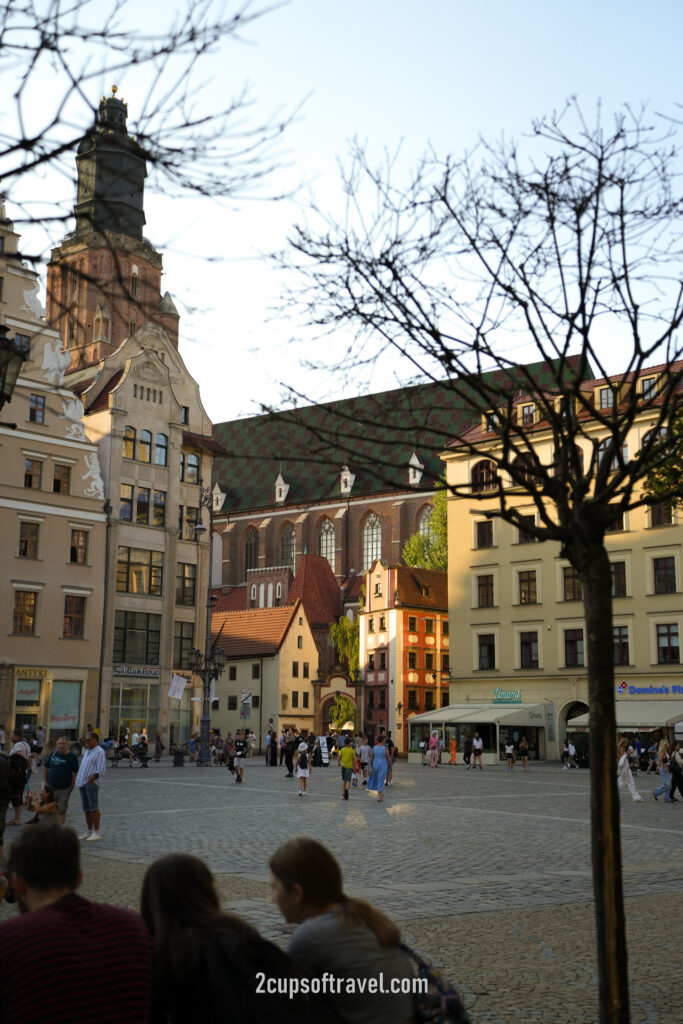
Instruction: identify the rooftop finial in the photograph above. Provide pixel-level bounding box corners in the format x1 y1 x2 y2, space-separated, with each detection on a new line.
111 84 118 95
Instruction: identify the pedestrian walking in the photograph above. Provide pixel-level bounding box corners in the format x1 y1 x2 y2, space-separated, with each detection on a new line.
339 736 354 800
366 732 390 802
154 732 165 762
75 731 106 842
297 742 310 796
43 735 79 823
463 733 473 768
504 740 515 770
284 731 297 777
428 731 440 767
567 741 578 769
652 739 673 802
471 732 484 769
279 731 286 765
448 735 457 764
669 740 683 800
617 739 643 802
7 730 31 826
519 735 530 772
359 736 372 784
233 729 248 783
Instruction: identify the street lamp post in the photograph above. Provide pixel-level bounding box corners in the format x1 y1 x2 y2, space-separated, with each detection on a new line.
188 478 226 766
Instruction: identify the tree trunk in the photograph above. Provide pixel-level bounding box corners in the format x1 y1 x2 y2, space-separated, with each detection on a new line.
579 544 630 1024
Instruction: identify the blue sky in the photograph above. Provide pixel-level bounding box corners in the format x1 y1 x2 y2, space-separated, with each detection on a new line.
9 0 683 420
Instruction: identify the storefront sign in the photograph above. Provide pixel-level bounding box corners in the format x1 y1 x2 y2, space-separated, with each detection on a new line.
492 688 522 704
50 681 81 730
16 680 41 702
114 665 160 678
617 682 683 696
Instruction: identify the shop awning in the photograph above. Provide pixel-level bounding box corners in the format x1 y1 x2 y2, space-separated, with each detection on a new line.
407 703 547 728
569 701 683 731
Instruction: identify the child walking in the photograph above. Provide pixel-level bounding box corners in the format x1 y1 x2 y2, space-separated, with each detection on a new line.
296 741 310 796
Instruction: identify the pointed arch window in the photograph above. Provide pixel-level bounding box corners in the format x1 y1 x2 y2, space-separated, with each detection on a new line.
244 528 259 572
418 506 434 539
123 425 136 460
280 524 295 570
318 519 336 571
362 513 381 569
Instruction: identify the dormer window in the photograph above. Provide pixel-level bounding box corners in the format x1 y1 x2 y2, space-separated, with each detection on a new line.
598 387 614 410
340 465 355 496
520 404 535 426
275 472 289 505
485 412 500 433
641 377 656 400
408 451 423 487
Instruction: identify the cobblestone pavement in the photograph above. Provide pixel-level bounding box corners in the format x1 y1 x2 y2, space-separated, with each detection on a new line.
3 758 682 1022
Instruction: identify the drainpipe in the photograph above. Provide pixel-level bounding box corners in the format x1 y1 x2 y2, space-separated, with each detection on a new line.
96 498 113 731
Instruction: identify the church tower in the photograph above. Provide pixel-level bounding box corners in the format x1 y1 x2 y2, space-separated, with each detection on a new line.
46 88 179 369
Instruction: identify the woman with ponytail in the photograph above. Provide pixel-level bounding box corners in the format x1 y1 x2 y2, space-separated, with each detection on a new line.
269 837 415 1024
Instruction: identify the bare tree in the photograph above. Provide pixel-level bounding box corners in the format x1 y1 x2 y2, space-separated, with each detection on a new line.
277 103 683 1024
0 0 289 260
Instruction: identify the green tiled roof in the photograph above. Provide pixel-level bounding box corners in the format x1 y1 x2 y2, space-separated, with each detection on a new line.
212 357 591 513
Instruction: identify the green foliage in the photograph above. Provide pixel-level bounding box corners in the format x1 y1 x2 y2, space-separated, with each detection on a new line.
329 614 360 678
328 694 357 730
402 488 448 571
643 419 683 507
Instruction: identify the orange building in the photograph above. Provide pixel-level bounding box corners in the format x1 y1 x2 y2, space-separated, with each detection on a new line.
359 560 449 752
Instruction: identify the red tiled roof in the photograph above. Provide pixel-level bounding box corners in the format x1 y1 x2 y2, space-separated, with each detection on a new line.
183 431 227 455
210 600 301 658
70 377 97 396
86 370 124 413
341 574 365 606
394 566 448 611
286 554 341 627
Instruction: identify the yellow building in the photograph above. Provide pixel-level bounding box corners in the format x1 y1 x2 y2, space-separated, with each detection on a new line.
0 200 106 741
440 366 683 760
209 601 319 744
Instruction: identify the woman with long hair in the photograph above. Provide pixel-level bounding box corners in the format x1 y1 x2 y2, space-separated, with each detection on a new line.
269 837 415 1024
141 853 320 1023
366 732 390 801
652 739 673 802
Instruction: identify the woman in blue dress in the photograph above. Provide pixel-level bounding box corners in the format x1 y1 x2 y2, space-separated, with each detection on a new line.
366 733 390 802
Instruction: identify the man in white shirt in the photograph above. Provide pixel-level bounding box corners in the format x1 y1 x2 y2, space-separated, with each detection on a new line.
567 741 578 769
74 732 106 842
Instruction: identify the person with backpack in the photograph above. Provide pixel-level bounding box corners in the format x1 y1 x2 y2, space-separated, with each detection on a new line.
269 837 416 1024
7 730 31 827
297 742 311 797
141 852 339 1024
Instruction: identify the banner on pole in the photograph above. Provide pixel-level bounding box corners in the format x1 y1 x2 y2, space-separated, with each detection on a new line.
168 674 187 699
